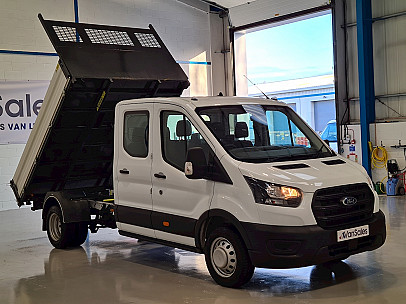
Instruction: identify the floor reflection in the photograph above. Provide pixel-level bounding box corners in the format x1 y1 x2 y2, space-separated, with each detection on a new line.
385 196 406 230
13 235 395 304
6 195 405 303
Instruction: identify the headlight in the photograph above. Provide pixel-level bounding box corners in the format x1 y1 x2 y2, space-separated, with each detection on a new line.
244 176 302 207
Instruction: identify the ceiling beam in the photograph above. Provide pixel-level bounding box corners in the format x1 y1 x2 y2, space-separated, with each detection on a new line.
174 0 209 12
200 0 228 11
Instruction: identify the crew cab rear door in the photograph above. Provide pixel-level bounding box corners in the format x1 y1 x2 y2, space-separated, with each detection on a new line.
114 102 154 238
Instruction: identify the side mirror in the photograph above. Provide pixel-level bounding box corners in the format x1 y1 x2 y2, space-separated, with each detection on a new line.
185 147 208 179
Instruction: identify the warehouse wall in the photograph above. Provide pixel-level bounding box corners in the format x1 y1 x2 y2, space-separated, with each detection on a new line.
343 0 406 121
334 0 406 184
341 123 406 186
0 145 25 210
369 122 406 185
0 0 225 211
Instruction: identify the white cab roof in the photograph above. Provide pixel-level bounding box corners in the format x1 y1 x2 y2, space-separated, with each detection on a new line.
117 96 288 109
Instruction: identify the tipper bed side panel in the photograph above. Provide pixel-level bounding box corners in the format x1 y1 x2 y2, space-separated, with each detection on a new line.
11 15 189 207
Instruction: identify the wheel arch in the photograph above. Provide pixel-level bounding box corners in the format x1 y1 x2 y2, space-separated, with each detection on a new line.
42 196 63 231
195 209 252 251
42 192 91 231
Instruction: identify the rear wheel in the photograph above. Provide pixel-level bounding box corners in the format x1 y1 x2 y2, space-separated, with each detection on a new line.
205 227 255 288
69 222 88 247
46 205 72 249
46 206 88 248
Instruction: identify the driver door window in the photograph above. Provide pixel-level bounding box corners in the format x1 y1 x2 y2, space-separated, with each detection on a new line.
161 111 210 171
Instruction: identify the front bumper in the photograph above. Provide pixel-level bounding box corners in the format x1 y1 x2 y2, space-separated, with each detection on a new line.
242 210 386 269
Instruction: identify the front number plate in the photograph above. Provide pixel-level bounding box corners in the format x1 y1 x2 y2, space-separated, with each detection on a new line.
337 225 369 242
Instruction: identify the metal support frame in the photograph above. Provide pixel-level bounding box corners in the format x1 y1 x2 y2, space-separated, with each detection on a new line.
74 0 80 42
344 10 406 27
356 0 375 176
73 0 79 23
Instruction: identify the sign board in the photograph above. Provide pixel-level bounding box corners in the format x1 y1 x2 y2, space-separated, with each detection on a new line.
0 81 49 144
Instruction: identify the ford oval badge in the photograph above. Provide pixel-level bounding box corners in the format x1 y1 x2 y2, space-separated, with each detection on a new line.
341 197 357 206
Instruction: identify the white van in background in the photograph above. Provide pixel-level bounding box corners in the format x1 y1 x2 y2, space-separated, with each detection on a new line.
320 120 338 152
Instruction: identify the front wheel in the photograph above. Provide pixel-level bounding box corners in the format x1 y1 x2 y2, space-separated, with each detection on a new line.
205 227 255 288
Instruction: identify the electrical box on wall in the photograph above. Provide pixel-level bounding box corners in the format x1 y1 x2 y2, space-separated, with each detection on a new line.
340 125 362 165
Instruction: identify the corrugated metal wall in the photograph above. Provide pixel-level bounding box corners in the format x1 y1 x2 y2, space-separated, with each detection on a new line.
344 0 406 122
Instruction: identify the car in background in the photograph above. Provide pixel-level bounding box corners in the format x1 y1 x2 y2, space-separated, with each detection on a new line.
320 120 337 152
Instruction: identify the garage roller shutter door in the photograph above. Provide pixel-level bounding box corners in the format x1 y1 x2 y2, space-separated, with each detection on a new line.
314 99 335 133
229 0 329 28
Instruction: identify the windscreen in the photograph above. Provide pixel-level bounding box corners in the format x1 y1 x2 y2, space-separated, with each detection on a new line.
196 104 334 163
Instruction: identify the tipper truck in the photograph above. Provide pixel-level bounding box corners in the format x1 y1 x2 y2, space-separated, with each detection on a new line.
11 15 386 288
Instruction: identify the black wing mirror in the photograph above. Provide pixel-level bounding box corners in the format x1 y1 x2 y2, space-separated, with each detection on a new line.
185 147 208 179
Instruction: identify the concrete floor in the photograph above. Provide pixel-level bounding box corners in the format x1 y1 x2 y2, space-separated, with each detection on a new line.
0 196 404 304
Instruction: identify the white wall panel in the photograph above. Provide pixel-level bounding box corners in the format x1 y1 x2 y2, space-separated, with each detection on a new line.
0 0 73 54
79 0 211 69
0 144 25 211
229 0 329 28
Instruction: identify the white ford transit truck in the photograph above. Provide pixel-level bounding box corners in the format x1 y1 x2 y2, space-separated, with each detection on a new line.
11 16 386 288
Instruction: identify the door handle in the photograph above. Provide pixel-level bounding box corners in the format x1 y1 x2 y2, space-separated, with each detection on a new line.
119 168 130 174
154 172 166 179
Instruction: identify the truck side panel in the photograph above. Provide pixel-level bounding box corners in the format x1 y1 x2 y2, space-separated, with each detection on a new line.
11 66 69 206
10 16 189 208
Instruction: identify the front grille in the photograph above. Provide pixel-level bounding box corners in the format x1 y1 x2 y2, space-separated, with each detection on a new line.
312 183 374 229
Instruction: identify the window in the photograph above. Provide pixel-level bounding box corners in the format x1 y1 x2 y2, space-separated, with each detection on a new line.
161 111 210 171
234 13 334 96
123 111 149 157
267 110 310 147
197 105 333 163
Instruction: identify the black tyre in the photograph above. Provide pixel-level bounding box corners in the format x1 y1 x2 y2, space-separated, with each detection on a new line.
329 256 349 263
69 222 88 247
398 187 405 196
46 205 73 249
205 227 255 288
